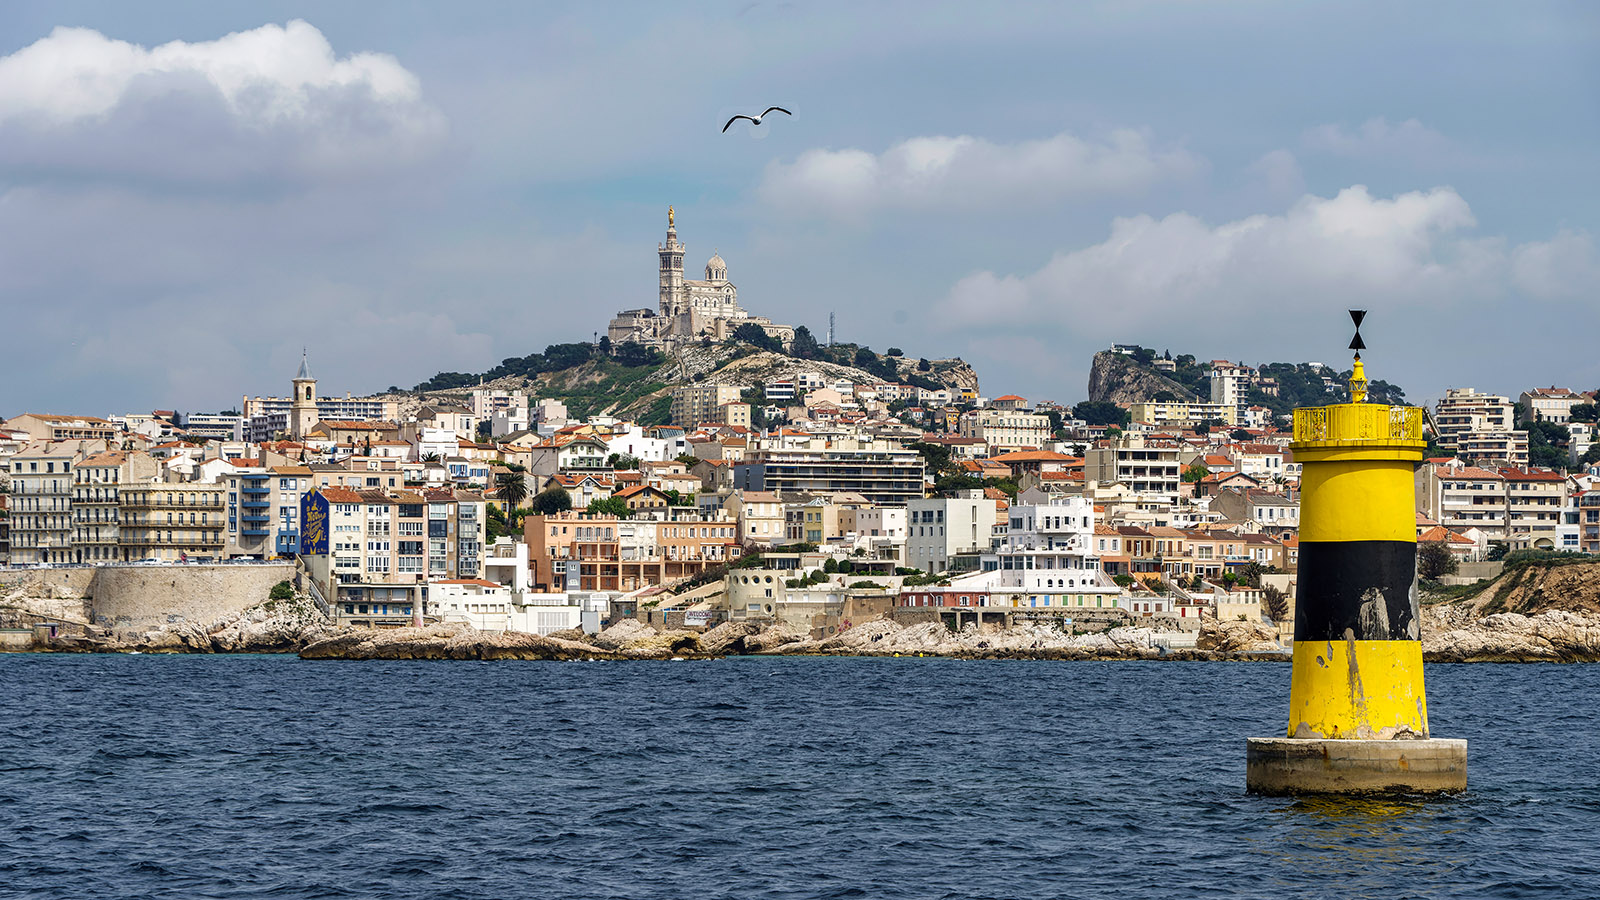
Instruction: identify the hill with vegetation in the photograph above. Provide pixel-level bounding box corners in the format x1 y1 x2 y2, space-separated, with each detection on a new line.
1087 345 1408 415
394 325 979 426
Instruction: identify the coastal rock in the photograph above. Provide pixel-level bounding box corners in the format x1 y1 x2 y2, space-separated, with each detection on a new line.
1422 609 1600 662
698 620 764 655
591 619 657 650
1197 619 1284 654
299 625 636 661
742 624 809 653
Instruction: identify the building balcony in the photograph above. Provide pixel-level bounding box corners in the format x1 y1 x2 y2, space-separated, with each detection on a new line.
242 528 271 537
241 500 271 509
241 484 271 495
122 498 225 510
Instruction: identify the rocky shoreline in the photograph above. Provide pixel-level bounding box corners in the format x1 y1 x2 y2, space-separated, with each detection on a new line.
12 564 1600 662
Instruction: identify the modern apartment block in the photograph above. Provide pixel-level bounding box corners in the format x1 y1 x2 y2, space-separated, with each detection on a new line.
906 497 997 574
1125 400 1237 427
733 447 925 506
307 486 486 627
670 384 742 427
1502 467 1569 551
1434 388 1522 463
1084 434 1184 513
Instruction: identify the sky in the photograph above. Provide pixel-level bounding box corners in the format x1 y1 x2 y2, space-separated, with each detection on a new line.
1 1 1597 416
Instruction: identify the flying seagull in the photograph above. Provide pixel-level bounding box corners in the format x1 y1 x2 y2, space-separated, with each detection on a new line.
722 106 792 133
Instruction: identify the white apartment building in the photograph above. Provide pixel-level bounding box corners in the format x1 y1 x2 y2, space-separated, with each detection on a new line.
1503 467 1569 551
1435 388 1518 458
1085 434 1184 518
1209 362 1253 423
1126 400 1237 427
1415 462 1508 539
906 497 997 574
982 497 1118 606
1518 387 1586 424
727 490 786 547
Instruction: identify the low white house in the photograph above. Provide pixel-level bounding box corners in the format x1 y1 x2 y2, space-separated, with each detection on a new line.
430 578 586 635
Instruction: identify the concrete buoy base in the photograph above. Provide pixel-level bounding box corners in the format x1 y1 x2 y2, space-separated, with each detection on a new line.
1246 737 1467 795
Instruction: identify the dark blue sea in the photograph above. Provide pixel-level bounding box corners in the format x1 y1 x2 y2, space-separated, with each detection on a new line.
1 656 1595 900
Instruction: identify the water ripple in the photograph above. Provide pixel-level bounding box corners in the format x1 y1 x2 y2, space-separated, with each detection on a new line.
0 655 1594 899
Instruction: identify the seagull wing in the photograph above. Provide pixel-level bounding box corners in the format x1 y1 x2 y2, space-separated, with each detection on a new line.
761 106 793 118
722 115 758 133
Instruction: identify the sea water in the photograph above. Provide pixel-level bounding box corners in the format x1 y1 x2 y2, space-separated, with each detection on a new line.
1 655 1594 899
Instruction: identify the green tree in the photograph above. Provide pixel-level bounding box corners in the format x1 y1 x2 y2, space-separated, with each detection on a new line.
1152 390 1177 402
1261 584 1290 623
1241 561 1263 588
675 453 701 468
598 335 613 355
269 581 294 602
1230 428 1253 442
886 347 903 357
1182 463 1210 483
607 453 642 470
1072 400 1130 427
587 496 634 518
1570 403 1598 423
917 358 932 372
1486 542 1509 562
733 322 782 352
791 325 822 359
1582 444 1600 466
529 487 573 515
1417 540 1459 580
908 441 954 476
495 471 529 509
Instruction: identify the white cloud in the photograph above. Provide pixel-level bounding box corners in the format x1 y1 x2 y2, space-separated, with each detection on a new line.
936 185 1585 338
1302 117 1454 161
0 20 445 184
758 129 1203 217
1247 149 1304 198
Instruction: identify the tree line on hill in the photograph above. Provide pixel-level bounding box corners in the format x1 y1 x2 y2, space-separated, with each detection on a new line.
1114 345 1407 416
410 327 950 396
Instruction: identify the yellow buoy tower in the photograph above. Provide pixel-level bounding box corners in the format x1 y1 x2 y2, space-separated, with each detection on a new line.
1246 310 1467 794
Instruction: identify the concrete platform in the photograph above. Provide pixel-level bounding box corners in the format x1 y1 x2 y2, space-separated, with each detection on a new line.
1246 737 1467 795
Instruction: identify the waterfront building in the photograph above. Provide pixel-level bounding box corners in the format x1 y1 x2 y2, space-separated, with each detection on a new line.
523 509 740 592
906 497 998 574
9 442 81 565
72 450 159 563
119 482 226 562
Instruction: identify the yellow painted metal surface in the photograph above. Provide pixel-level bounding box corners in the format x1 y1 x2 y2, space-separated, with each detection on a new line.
1297 459 1418 544
1287 639 1429 739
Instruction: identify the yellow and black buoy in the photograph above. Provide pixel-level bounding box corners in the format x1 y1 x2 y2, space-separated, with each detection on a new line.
1246 311 1467 794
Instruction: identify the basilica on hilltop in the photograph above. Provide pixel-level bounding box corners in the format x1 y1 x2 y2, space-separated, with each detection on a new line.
607 207 795 349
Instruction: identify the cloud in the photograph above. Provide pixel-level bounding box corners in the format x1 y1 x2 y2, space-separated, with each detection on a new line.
0 20 446 186
1247 149 1304 198
1302 117 1454 161
935 185 1586 338
757 129 1204 217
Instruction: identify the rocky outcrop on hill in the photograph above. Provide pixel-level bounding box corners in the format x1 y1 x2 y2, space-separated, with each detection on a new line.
1086 351 1197 406
1196 618 1284 654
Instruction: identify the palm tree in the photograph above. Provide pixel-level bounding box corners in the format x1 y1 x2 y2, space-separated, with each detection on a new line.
496 471 529 510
